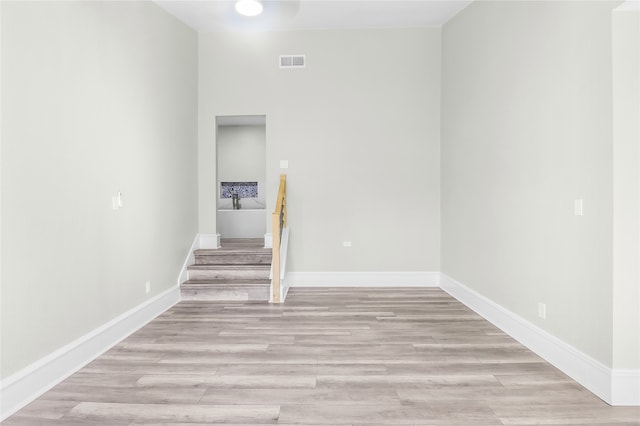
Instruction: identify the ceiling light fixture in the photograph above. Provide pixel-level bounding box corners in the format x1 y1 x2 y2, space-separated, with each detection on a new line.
235 0 263 17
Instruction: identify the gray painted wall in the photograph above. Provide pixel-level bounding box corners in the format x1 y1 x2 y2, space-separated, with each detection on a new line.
217 125 267 209
1 1 199 379
612 7 640 369
198 28 442 273
442 0 638 368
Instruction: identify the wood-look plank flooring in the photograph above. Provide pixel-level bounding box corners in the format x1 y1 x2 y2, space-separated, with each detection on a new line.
4 288 639 425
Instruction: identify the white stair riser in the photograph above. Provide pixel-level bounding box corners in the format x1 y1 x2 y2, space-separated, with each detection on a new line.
181 286 269 302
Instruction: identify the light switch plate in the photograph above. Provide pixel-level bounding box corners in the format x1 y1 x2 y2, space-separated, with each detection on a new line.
538 302 546 319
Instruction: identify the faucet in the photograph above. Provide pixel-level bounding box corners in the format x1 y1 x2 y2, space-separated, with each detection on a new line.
231 190 240 210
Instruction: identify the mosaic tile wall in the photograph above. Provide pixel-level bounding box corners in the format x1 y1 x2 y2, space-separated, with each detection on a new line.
221 182 258 198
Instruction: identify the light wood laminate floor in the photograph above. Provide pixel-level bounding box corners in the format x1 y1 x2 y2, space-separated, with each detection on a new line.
4 288 639 425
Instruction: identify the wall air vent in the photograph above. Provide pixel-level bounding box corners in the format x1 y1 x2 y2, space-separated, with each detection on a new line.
280 55 305 69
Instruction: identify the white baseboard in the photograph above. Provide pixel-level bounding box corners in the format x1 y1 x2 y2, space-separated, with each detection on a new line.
177 234 201 285
288 271 440 287
178 234 222 285
440 273 640 406
199 233 221 249
282 275 291 302
612 369 640 406
0 285 180 421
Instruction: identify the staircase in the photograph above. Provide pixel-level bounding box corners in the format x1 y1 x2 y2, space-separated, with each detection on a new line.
181 238 272 302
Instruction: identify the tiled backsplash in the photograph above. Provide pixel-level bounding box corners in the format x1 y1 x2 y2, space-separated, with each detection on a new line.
220 182 258 198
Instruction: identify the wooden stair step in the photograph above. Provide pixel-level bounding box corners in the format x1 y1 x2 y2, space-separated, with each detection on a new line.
219 238 265 249
181 279 271 286
194 249 272 265
187 264 271 280
181 239 272 302
195 247 271 254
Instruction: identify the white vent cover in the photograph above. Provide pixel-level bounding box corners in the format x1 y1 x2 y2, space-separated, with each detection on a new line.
280 55 305 69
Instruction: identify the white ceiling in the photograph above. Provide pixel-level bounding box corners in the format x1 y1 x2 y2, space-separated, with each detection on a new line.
153 1 473 33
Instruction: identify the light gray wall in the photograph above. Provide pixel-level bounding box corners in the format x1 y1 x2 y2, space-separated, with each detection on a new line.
612 7 640 369
199 28 441 272
0 1 198 379
441 1 619 366
217 125 267 209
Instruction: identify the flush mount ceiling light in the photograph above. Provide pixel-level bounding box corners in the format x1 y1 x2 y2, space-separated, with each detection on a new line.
235 0 264 17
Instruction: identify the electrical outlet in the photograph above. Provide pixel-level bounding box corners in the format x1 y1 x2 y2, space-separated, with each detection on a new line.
145 281 151 294
538 302 546 319
343 241 352 247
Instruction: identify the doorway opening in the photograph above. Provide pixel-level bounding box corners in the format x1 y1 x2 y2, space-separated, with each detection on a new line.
215 115 267 242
